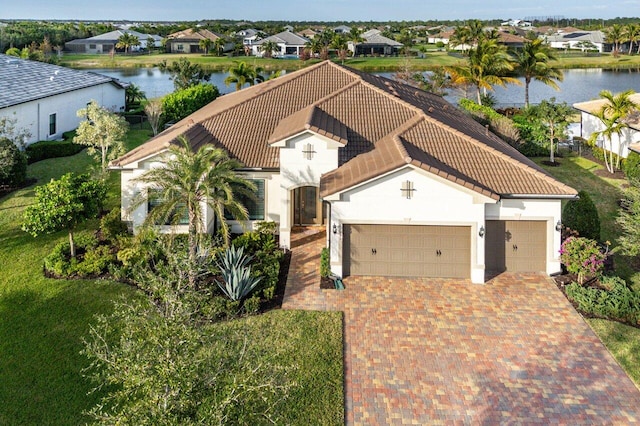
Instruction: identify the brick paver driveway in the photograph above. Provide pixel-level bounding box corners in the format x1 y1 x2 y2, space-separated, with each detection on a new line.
283 230 640 424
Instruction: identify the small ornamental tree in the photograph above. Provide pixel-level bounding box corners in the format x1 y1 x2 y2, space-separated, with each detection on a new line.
559 236 605 284
0 137 27 187
562 190 601 241
22 173 107 257
74 101 129 173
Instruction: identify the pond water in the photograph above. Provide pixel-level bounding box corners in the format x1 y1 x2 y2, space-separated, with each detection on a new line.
92 67 640 107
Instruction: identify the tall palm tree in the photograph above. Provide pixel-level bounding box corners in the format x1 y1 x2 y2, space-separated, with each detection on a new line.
213 38 226 56
446 37 520 104
589 90 638 172
624 23 640 55
259 40 279 58
605 24 624 57
449 25 472 54
514 38 563 107
224 61 265 91
199 38 212 55
132 136 255 286
115 33 140 55
331 34 349 63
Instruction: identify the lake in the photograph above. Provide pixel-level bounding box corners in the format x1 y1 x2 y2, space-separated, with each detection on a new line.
92 67 640 107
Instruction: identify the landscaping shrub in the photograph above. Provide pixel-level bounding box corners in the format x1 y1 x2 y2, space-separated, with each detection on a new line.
0 137 27 186
559 236 605 284
623 150 640 181
232 224 283 301
458 98 502 121
562 190 600 240
517 141 548 157
100 207 129 242
320 247 330 278
162 83 219 125
216 245 262 302
25 139 85 164
44 232 100 277
565 276 640 325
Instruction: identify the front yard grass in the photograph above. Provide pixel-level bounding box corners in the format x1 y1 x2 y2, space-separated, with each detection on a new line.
0 127 344 424
536 153 640 387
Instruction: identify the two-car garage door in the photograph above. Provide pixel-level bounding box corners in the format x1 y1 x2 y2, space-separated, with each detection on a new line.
343 224 470 278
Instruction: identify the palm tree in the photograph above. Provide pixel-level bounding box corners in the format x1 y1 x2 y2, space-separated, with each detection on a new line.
605 24 624 57
624 23 640 55
331 34 349 63
224 61 264 91
259 40 279 58
589 90 638 171
213 38 226 56
199 38 213 55
115 32 140 55
446 37 520 104
132 136 255 286
449 25 471 53
513 38 563 107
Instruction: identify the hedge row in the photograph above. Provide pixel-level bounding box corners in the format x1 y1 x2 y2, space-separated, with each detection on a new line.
26 131 84 164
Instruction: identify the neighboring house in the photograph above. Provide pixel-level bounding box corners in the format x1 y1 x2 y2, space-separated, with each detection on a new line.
427 29 454 45
0 54 126 145
574 93 640 159
501 19 532 28
544 30 605 52
496 31 527 49
236 28 262 46
65 30 162 53
111 61 576 284
252 31 309 57
334 25 352 34
349 29 403 56
165 28 233 54
298 28 319 39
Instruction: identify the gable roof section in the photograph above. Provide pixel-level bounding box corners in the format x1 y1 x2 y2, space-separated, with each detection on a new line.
111 61 575 198
257 31 309 46
0 54 123 109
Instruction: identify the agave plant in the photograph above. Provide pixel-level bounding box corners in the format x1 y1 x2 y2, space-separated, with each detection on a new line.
216 245 262 301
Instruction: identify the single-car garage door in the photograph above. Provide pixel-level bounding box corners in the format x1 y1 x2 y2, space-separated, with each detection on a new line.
485 220 546 273
343 224 470 278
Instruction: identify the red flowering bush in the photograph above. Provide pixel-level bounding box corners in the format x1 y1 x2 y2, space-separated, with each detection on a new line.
559 236 606 284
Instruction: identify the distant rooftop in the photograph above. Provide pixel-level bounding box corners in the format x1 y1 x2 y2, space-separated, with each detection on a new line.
0 54 125 109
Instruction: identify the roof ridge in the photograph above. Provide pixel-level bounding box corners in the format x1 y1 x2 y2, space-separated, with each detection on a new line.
195 61 335 123
418 111 575 194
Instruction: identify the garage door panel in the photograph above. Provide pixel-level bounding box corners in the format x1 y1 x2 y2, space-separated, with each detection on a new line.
486 220 546 273
344 225 470 278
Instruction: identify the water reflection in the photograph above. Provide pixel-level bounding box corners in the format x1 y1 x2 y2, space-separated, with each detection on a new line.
91 67 640 107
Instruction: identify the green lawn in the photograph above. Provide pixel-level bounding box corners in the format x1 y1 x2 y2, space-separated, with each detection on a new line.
0 127 343 424
536 153 640 387
59 51 640 72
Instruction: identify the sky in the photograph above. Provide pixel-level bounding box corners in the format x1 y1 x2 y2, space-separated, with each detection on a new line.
2 0 639 22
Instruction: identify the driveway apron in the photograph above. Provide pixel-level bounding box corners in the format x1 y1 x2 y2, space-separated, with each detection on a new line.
282 229 640 424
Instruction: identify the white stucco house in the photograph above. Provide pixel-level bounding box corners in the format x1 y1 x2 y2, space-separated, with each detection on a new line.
252 31 309 57
0 54 126 145
545 30 605 52
110 61 576 284
574 93 640 159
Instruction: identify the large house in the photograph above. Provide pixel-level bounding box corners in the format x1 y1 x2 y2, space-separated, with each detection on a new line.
165 29 233 54
0 54 126 145
544 30 606 52
349 29 403 56
110 61 576 283
252 31 309 57
65 30 162 54
574 93 640 158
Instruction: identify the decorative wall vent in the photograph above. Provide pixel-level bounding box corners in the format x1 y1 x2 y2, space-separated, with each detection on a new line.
401 180 415 199
302 143 315 160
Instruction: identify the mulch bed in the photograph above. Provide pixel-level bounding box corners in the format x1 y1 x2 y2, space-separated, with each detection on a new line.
320 276 334 289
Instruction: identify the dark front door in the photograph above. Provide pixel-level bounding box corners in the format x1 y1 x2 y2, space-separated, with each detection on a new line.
293 186 320 225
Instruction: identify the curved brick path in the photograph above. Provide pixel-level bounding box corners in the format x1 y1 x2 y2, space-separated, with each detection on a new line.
282 229 640 424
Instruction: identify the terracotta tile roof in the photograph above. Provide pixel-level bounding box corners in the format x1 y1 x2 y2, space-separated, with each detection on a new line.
111 60 576 198
167 28 223 41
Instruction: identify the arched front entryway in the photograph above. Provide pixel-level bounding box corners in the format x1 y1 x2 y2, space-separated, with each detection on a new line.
293 186 326 225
